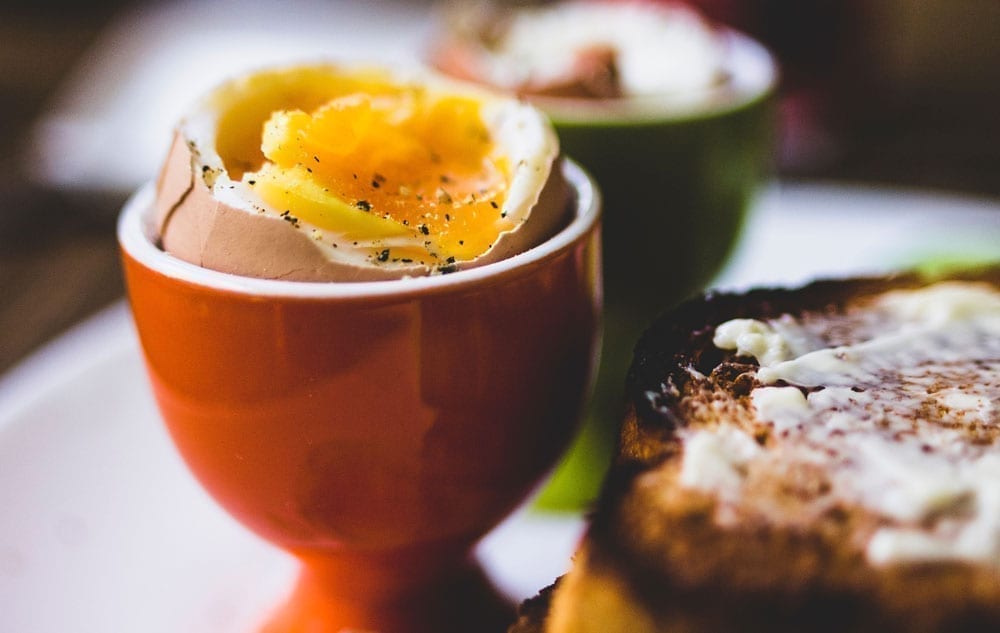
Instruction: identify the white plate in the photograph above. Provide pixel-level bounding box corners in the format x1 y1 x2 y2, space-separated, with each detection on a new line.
716 181 1000 289
1 183 998 632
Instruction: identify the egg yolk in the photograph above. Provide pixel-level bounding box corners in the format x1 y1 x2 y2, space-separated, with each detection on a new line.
245 86 513 265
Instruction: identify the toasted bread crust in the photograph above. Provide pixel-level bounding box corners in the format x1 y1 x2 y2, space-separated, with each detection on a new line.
519 267 1000 633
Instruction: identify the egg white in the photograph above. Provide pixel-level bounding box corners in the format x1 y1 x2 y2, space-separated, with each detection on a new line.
156 64 567 281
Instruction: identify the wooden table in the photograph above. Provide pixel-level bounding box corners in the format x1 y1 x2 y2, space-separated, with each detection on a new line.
0 5 130 376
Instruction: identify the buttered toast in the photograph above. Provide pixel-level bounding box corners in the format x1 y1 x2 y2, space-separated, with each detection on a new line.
513 268 1000 633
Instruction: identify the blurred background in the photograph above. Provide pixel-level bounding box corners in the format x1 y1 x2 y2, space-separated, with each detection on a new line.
1 0 999 376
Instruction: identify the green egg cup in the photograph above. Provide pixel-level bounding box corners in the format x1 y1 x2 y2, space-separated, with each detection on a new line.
534 35 777 511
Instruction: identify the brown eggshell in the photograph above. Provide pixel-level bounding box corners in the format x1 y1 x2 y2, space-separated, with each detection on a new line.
156 128 571 282
463 158 571 269
157 135 409 281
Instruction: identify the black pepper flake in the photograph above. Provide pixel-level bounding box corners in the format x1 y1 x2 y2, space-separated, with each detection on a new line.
201 165 211 173
306 167 313 173
458 240 464 245
373 173 386 184
371 179 381 188
490 201 499 209
313 155 320 163
440 174 451 184
419 224 430 235
377 249 390 262
402 219 409 226
446 256 456 264
356 200 372 212
445 214 451 221
247 180 256 185
401 258 413 263
439 264 458 274
501 212 507 218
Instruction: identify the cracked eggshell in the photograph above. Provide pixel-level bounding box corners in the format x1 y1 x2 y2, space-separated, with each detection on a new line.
154 66 571 282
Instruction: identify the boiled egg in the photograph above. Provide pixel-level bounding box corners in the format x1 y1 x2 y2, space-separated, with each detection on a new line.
155 64 569 281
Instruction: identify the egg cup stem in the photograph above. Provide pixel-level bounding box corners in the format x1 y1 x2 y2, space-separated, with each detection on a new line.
261 548 512 632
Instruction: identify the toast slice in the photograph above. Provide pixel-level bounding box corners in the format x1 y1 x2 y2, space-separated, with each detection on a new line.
513 267 1000 633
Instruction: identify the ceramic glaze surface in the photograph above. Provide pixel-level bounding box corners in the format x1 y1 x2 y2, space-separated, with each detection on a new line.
119 161 601 632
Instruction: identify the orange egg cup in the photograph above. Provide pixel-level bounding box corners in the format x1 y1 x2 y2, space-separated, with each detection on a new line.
118 160 602 632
